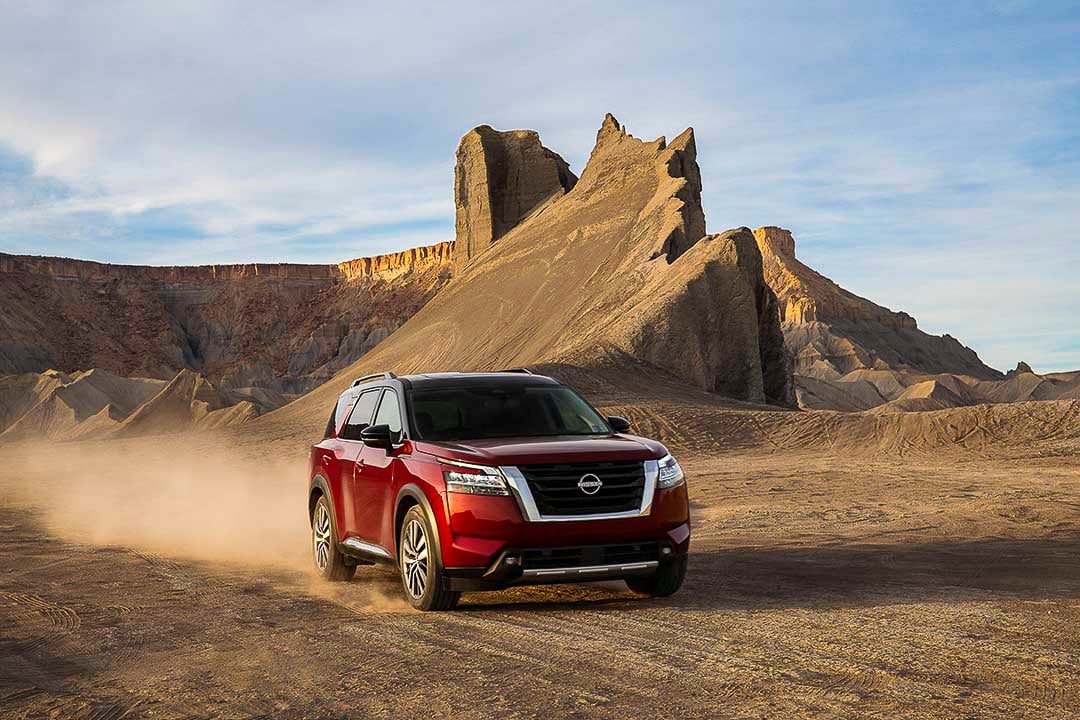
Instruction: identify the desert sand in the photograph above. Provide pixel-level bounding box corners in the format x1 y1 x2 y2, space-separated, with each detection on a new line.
1 392 1078 717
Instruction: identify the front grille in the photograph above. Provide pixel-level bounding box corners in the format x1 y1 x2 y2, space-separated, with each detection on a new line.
518 460 645 516
522 541 659 570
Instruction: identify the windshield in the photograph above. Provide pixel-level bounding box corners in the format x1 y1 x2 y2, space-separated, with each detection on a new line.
408 384 612 441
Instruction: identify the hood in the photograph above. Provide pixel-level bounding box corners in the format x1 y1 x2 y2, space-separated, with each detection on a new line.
413 433 667 466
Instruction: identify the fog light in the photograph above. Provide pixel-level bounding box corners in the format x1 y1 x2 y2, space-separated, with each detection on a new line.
661 546 673 556
504 556 519 566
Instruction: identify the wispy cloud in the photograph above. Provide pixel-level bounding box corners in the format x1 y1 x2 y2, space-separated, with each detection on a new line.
0 2 1077 370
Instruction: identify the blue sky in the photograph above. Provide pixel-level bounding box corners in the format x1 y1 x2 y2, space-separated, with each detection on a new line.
1 2 1078 371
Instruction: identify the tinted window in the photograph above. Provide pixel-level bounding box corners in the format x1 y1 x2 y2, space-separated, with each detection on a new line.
324 392 356 439
409 385 610 441
323 407 337 439
373 390 402 437
340 390 381 441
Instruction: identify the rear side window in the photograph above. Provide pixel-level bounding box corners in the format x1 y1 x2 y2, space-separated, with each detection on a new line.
373 390 403 437
324 392 357 439
339 390 381 441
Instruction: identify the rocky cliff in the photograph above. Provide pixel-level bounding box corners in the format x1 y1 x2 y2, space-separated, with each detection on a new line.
453 125 577 267
0 254 342 282
754 226 999 380
754 226 917 329
336 241 454 280
1 241 453 284
0 242 453 396
748 225 1038 411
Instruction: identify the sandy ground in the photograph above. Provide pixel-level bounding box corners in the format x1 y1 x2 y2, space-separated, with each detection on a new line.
1 432 1079 718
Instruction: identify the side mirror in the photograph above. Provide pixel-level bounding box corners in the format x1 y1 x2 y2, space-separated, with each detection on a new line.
607 415 631 433
360 423 394 450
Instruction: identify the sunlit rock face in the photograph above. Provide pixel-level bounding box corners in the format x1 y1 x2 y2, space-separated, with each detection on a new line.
0 244 454 399
453 125 576 268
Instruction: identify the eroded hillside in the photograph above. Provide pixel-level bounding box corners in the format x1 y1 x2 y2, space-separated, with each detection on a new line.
0 243 452 393
747 226 1080 411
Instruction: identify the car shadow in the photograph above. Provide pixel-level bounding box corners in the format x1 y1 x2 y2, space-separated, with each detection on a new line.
458 533 1080 613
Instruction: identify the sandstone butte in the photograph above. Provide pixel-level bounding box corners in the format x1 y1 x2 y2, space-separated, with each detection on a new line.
453 125 577 268
253 113 795 442
753 225 999 380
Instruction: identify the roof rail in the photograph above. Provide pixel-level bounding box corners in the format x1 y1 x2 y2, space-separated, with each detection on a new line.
498 367 534 375
350 371 398 387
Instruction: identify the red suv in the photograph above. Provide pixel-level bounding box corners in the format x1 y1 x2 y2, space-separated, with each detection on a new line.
308 370 690 610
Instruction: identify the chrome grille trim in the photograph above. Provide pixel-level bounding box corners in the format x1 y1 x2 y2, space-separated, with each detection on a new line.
501 459 658 522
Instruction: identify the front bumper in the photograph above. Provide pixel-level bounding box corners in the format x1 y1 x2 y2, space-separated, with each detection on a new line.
440 478 690 591
444 533 688 591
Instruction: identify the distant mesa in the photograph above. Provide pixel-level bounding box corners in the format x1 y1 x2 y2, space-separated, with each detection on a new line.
0 242 453 401
0 241 453 284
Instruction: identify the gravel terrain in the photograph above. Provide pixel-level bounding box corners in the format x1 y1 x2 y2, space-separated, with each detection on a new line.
2 428 1078 718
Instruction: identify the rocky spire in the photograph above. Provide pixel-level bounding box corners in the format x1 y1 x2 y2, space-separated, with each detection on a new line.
453 125 576 268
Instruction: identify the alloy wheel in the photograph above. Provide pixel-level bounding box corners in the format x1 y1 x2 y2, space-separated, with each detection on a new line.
313 502 332 571
401 518 429 599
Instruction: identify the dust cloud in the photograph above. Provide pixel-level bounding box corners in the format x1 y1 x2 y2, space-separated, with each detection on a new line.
2 436 310 569
0 435 409 610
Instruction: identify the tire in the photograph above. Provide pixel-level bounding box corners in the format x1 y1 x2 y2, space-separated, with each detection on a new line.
626 555 687 597
312 495 356 582
399 505 460 611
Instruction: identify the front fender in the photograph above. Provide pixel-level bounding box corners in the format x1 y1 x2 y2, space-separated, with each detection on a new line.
395 483 446 565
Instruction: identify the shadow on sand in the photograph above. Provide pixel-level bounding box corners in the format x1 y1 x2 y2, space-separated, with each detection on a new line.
459 534 1080 613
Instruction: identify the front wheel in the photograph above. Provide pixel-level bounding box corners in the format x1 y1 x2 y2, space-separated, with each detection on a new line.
312 495 356 582
399 505 459 611
626 556 687 597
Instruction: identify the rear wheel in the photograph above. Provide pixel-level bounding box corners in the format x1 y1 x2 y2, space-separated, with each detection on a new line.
312 495 355 581
626 555 687 597
399 505 459 611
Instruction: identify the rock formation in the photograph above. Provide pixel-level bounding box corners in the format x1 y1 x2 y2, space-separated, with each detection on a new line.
1007 361 1034 377
0 242 453 399
754 226 1000 379
113 369 253 437
725 229 794 405
744 226 1080 412
609 226 791 404
453 125 576 267
0 367 255 439
10 114 1072 435
259 113 795 440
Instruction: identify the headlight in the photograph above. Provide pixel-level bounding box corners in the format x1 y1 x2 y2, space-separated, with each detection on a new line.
440 459 510 496
657 454 685 489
